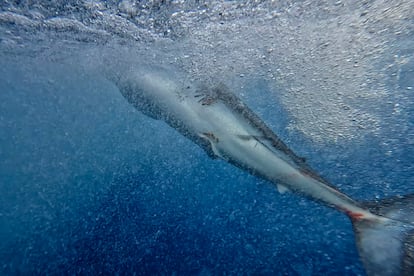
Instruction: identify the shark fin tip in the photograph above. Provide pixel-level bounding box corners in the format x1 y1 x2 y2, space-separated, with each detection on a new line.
277 184 290 194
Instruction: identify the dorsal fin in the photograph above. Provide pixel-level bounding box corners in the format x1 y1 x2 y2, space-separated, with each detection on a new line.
211 83 302 161
212 83 334 187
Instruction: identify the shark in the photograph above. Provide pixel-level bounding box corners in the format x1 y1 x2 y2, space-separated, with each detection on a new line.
111 66 414 275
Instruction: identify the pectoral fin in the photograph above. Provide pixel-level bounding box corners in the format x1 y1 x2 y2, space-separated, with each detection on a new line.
277 184 290 194
198 132 224 159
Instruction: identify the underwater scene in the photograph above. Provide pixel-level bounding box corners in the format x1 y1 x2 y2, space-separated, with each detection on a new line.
1 1 414 275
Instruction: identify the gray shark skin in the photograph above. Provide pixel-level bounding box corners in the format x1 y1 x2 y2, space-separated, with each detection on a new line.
113 67 414 276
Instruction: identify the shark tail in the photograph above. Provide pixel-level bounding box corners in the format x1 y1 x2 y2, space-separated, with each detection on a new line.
351 194 414 276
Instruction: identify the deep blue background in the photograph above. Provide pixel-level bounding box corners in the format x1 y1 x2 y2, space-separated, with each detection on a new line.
0 54 413 275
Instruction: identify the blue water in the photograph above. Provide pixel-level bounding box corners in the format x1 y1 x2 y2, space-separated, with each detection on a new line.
1 28 414 276
0 55 414 275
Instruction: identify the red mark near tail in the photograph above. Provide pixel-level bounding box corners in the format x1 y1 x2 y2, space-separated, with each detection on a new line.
345 210 365 220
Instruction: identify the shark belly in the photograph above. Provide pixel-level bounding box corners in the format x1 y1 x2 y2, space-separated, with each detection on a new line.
119 69 370 215
115 67 414 276
204 113 364 213
193 102 363 214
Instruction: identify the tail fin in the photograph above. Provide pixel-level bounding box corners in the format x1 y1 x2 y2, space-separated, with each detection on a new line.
352 194 414 276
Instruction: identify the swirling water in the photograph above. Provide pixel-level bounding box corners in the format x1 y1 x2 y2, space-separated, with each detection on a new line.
0 1 413 274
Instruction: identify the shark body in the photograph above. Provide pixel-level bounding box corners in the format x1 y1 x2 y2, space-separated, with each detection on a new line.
114 67 414 275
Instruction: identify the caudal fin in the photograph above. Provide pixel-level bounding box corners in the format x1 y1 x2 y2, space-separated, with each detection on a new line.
352 194 414 276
